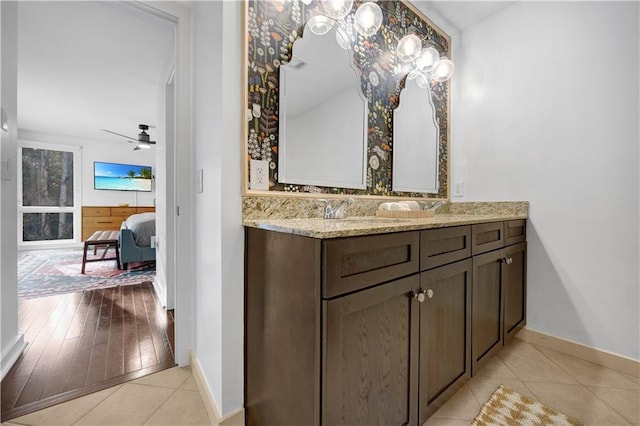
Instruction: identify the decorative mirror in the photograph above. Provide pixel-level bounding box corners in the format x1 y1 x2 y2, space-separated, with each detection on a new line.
244 0 451 198
278 19 368 189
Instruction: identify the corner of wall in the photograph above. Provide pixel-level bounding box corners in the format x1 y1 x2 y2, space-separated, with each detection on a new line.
1 334 27 380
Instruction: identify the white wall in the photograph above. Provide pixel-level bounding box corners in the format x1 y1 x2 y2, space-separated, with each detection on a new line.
18 129 156 207
451 1 640 359
192 1 244 416
1 0 27 379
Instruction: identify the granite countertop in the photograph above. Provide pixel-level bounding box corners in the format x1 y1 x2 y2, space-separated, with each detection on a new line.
243 212 528 239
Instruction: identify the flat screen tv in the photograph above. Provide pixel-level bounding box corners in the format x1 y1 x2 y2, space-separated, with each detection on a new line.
94 161 152 192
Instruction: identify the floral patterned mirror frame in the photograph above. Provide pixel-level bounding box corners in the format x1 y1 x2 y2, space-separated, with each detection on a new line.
243 0 451 199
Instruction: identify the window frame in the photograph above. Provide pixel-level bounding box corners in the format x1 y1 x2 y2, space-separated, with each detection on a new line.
18 140 82 248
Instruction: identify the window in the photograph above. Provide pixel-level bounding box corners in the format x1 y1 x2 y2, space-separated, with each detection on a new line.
18 142 81 246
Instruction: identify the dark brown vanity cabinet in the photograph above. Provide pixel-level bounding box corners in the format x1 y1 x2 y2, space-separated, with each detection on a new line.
471 220 527 374
245 219 526 425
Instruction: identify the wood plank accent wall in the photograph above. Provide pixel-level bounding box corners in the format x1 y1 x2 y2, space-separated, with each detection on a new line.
81 206 155 241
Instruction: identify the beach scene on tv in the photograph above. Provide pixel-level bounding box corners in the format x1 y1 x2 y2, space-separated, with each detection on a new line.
94 162 152 192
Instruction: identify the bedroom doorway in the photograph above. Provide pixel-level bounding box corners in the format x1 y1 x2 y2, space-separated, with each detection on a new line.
1 1 183 422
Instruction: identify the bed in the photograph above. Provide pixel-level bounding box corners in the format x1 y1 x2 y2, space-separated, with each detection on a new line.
119 212 156 270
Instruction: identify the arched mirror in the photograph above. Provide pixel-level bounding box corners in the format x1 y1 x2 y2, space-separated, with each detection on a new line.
392 74 439 193
278 19 368 189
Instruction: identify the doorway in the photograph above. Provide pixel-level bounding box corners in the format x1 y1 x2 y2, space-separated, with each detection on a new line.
1 1 187 421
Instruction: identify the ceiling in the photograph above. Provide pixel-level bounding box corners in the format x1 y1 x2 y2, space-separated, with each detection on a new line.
412 1 517 34
16 1 512 145
17 1 175 145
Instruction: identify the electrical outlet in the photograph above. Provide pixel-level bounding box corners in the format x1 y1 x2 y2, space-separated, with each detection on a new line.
453 181 465 197
250 159 269 190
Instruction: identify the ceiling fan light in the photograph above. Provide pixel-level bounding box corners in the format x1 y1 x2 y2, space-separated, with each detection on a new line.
397 34 422 63
354 2 382 37
321 0 353 20
137 142 151 149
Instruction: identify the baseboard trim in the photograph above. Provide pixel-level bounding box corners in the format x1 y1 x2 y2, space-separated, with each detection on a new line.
152 276 167 307
188 352 245 426
1 334 27 380
189 351 221 424
517 328 640 377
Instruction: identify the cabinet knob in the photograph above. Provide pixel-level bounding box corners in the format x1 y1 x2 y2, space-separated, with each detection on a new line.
426 289 434 299
410 289 427 303
501 257 513 265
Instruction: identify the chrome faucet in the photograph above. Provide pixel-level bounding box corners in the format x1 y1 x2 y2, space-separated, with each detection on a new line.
318 197 354 219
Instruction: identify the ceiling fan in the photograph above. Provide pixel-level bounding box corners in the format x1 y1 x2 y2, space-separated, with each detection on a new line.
101 124 156 150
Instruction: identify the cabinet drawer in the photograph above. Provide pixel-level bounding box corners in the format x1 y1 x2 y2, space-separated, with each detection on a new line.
82 207 112 217
111 207 138 217
471 222 504 255
82 216 121 228
504 219 526 246
323 231 419 298
136 207 155 213
420 226 471 271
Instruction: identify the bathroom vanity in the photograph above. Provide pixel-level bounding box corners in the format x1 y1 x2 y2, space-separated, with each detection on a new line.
244 212 527 426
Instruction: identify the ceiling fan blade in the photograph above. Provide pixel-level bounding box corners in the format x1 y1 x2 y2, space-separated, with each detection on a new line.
101 129 138 141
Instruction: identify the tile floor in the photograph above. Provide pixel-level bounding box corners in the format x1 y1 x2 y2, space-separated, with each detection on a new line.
3 338 639 425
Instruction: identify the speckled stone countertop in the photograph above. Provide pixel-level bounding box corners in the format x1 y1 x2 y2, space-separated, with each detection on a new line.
243 211 528 239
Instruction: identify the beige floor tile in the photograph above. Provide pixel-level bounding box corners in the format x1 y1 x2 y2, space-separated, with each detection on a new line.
10 386 122 426
535 346 640 389
132 366 192 389
587 386 640 424
179 376 199 392
500 338 540 355
466 376 535 406
423 417 472 426
474 355 518 379
73 383 175 426
498 345 578 384
144 390 212 425
525 381 631 425
430 384 481 421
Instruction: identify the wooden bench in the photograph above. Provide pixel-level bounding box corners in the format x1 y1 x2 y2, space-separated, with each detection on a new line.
82 230 121 274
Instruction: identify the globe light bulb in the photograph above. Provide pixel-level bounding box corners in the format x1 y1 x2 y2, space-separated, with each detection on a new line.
354 2 383 37
335 28 350 49
322 0 353 20
432 58 454 82
415 47 439 72
397 34 422 63
307 15 333 36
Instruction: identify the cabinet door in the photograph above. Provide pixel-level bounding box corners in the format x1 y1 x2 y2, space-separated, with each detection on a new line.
503 242 527 345
324 275 419 426
472 249 504 375
419 259 471 424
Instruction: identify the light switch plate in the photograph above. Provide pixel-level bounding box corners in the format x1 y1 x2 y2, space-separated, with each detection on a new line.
250 159 269 190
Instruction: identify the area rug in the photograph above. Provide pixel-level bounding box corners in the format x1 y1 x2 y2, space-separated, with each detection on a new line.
471 385 582 426
18 248 155 299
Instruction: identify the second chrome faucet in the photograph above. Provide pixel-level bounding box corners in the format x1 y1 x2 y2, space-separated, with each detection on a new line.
318 198 354 219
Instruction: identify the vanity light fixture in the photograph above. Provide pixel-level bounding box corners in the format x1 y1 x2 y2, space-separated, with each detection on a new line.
353 2 383 37
396 34 422 63
397 37 455 83
415 46 439 72
432 57 455 82
322 0 353 20
307 15 334 35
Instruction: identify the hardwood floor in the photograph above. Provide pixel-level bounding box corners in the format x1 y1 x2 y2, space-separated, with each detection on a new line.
1 283 175 422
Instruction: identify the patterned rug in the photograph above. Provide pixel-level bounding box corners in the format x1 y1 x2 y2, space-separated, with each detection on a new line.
472 385 583 426
18 248 155 299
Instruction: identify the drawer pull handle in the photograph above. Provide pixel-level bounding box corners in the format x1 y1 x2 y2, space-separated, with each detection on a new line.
501 257 513 265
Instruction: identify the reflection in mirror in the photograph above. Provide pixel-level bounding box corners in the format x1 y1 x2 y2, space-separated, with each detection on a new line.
392 74 439 193
278 20 368 189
